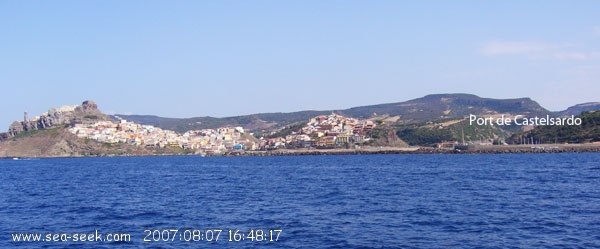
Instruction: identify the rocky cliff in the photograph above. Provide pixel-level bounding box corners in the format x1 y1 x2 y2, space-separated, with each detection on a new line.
6 100 109 137
367 124 409 147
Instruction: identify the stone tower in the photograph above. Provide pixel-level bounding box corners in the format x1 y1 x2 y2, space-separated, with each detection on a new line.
24 111 28 123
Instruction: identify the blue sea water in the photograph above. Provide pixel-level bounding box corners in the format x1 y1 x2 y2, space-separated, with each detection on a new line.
1 154 599 248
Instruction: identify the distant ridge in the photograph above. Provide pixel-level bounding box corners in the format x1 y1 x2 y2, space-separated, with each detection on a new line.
114 93 555 133
555 102 600 117
338 93 551 120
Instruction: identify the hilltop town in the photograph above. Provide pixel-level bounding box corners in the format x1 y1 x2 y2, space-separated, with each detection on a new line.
67 113 381 155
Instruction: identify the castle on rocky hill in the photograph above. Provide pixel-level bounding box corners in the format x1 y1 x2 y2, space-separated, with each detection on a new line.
1 100 107 140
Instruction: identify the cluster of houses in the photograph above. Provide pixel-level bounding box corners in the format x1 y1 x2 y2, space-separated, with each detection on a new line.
69 120 256 153
262 113 376 149
69 113 377 153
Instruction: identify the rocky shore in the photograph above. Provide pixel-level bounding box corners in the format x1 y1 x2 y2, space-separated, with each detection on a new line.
461 144 600 154
216 144 600 156
4 143 600 158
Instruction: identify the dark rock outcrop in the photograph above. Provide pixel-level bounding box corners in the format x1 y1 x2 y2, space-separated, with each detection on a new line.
8 121 24 137
0 132 9 141
75 100 100 114
368 125 409 147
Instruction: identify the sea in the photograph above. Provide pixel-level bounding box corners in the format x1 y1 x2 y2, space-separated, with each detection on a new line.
1 154 599 248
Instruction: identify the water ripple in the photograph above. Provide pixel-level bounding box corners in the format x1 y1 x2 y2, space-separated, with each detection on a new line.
1 154 599 248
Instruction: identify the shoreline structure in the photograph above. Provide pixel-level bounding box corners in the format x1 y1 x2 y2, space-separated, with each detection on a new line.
223 144 600 156
3 144 600 159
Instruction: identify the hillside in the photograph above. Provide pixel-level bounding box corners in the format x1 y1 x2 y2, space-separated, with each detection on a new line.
111 110 332 134
508 111 600 144
116 94 553 133
395 118 513 146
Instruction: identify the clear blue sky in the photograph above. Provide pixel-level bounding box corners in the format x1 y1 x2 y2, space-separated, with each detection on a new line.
1 1 599 131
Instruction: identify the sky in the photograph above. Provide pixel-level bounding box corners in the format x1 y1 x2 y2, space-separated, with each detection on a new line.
1 0 599 131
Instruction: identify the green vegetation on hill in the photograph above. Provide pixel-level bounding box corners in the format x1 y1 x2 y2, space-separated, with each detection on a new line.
395 119 512 146
12 127 61 139
396 125 454 147
508 111 600 144
256 122 306 139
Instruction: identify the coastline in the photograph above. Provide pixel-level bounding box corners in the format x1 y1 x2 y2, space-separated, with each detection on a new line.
5 144 600 159
221 144 600 156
